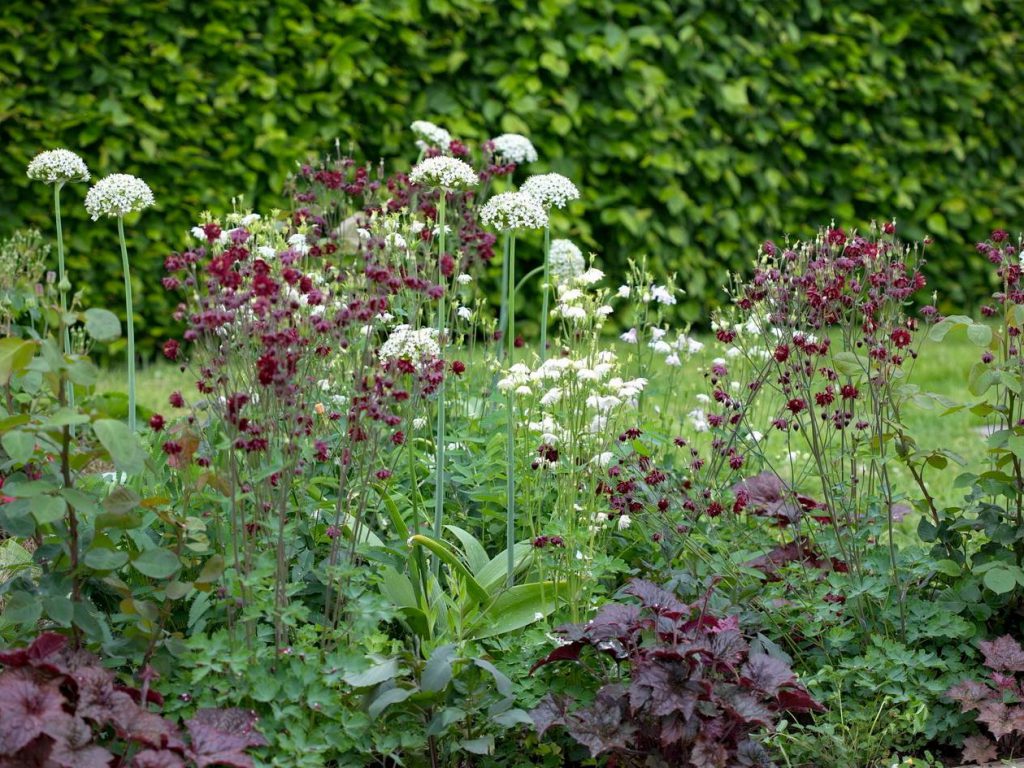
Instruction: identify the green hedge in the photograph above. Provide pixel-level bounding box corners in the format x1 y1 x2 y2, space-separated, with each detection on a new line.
3 0 1024 354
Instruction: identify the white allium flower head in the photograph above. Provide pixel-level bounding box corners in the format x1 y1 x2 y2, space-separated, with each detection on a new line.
84 174 155 220
520 173 580 210
410 120 452 150
548 239 585 285
409 156 478 189
491 133 538 164
480 191 548 231
379 325 440 370
26 148 90 184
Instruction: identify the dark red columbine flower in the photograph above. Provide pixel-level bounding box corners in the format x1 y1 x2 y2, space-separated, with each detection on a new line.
840 384 858 400
514 336 525 348
162 440 182 455
149 414 165 432
786 398 806 414
162 339 180 361
451 360 466 375
169 391 185 408
890 327 912 348
201 222 222 242
992 229 1009 243
982 351 994 364
883 221 896 235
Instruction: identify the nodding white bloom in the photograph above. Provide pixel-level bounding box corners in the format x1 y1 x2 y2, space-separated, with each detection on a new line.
556 304 587 322
190 226 206 240
480 191 548 231
596 305 614 317
410 120 451 150
651 327 667 342
725 346 741 359
650 340 672 354
548 239 585 285
540 387 563 406
559 288 584 302
665 353 681 366
616 285 631 298
688 408 710 433
413 417 427 430
456 306 472 320
695 393 711 405
357 228 371 240
593 451 615 468
455 273 473 285
288 232 310 255
679 335 705 354
240 213 261 226
490 133 538 164
379 325 440 370
409 156 478 189
84 174 154 220
521 173 580 210
620 328 638 344
26 149 90 184
384 233 407 250
617 515 632 531
651 284 677 305
576 267 604 286
258 246 277 259
410 221 426 234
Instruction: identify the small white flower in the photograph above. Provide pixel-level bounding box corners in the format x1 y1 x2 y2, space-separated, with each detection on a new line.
617 515 631 531
457 306 472 320
520 173 580 210
695 393 711 404
651 284 676 305
593 452 615 468
596 305 614 317
725 346 741 359
258 246 277 259
410 119 452 150
559 288 584 302
616 285 631 298
576 267 604 285
548 239 586 285
413 417 427 429
410 220 426 234
533 611 545 621
620 328 638 344
557 305 587 322
651 340 672 354
688 409 710 433
240 213 261 226
357 227 371 240
379 325 441 370
26 148 90 184
409 156 479 189
491 133 538 164
540 387 562 406
515 385 532 396
385 232 407 250
190 226 206 240
455 273 473 285
665 353 681 366
480 191 548 231
288 232 310 255
84 174 155 220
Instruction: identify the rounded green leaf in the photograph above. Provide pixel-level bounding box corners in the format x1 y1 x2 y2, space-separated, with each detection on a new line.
83 547 129 572
132 547 181 579
83 308 122 342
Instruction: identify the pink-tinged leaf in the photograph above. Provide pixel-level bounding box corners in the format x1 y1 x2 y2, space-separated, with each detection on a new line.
740 654 796 697
775 687 825 713
961 734 999 765
623 580 689 618
528 642 584 675
530 693 570 737
186 708 266 768
47 716 114 768
979 635 1024 673
947 678 992 712
132 749 188 768
977 701 1019 740
123 709 184 751
564 687 634 758
0 670 67 753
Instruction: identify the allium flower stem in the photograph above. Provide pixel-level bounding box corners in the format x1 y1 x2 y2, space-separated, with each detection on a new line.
432 193 447 550
540 225 550 362
53 183 74 412
498 233 510 356
506 233 517 587
117 217 137 432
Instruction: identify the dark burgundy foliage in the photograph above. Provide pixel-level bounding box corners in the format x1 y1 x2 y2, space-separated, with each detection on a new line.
530 579 821 765
947 634 1024 764
0 633 265 767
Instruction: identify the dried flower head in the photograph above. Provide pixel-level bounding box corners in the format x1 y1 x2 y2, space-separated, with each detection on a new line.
521 173 580 210
84 174 155 220
408 156 478 189
480 191 548 231
410 120 452 151
26 148 90 184
549 239 586 285
491 133 538 164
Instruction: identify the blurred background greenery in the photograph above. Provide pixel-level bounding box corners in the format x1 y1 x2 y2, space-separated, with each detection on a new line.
2 0 1023 356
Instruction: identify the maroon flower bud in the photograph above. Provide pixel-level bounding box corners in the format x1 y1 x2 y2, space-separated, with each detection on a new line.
162 339 180 361
149 414 165 431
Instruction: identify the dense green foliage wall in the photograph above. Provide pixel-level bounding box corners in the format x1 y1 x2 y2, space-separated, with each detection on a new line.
3 0 1024 353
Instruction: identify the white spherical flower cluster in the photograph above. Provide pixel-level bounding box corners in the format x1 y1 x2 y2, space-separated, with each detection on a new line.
520 173 580 210
379 325 440 370
84 174 155 220
27 149 90 184
548 239 585 285
408 156 478 189
491 133 538 164
480 191 548 231
410 120 452 150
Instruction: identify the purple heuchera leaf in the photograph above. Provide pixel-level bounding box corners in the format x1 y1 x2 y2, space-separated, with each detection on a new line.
740 653 796 697
186 708 267 768
530 693 570 737
47 716 115 768
0 670 67 754
133 749 188 768
979 635 1024 673
947 678 992 713
961 734 999 765
623 579 689 618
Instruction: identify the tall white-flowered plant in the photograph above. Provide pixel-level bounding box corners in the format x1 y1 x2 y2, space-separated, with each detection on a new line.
410 120 452 152
521 173 581 361
490 133 538 165
480 190 549 586
548 239 586 287
407 155 477 551
379 325 440 370
26 148 91 412
85 173 155 434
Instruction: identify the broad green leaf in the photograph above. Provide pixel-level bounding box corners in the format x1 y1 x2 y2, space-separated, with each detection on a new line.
83 547 129 571
343 658 400 688
3 590 41 624
132 547 181 579
195 554 225 583
421 643 456 693
445 525 489 575
967 322 992 347
983 566 1019 595
1 430 34 464
470 581 565 639
408 534 488 604
368 687 415 720
93 419 146 475
83 308 122 342
0 339 36 383
31 494 66 525
43 595 73 626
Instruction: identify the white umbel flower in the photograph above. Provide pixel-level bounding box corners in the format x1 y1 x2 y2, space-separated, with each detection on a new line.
379 325 440 370
409 156 478 189
27 149 90 184
548 239 585 284
84 174 155 220
491 133 538 164
410 120 452 150
480 191 548 231
521 173 580 210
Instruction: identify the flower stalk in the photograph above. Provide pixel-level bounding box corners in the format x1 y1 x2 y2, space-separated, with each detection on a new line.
117 217 137 432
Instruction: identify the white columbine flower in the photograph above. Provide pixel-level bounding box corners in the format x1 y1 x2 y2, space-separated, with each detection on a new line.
576 267 604 286
520 173 580 210
617 515 632 531
413 417 427 430
288 232 310 255
456 273 473 285
620 328 638 344
190 226 206 240
457 306 472 320
258 246 277 259
651 284 677 305
688 409 710 433
548 239 585 285
84 174 155 220
409 156 479 189
490 133 538 164
26 148 90 184
616 285 631 298
379 325 440 370
480 191 548 231
410 120 452 150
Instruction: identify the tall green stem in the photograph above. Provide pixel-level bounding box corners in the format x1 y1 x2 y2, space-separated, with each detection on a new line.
540 226 550 362
54 184 74 410
506 233 517 586
117 217 137 432
432 193 448 547
498 232 510 355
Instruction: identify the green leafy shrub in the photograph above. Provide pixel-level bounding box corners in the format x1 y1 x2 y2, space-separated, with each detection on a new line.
3 1 1024 352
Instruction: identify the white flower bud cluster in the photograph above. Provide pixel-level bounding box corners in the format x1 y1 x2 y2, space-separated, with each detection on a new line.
26 149 90 184
409 156 479 189
521 173 580 210
410 120 452 151
379 325 440 370
491 133 538 164
548 239 585 285
84 174 155 220
480 191 548 231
